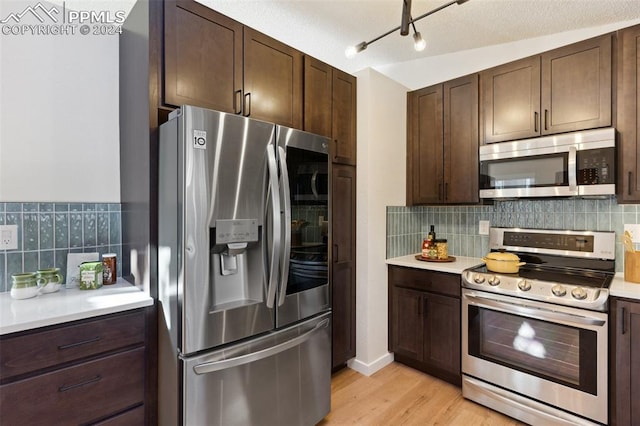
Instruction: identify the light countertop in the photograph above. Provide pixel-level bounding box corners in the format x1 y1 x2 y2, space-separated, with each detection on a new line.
0 280 154 335
611 273 640 300
385 254 484 274
387 254 640 302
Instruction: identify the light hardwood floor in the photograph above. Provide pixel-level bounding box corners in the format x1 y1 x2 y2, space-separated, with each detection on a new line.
319 362 527 425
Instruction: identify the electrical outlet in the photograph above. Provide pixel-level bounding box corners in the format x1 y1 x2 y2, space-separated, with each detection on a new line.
624 224 640 243
479 220 490 235
0 225 18 250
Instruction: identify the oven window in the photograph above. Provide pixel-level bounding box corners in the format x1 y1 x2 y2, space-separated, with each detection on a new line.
467 305 597 395
480 153 568 190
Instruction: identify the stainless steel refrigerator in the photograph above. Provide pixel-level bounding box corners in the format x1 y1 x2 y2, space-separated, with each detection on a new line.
157 105 331 425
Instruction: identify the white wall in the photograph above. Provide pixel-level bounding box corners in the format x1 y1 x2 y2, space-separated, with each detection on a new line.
349 68 407 376
378 18 640 90
0 1 120 202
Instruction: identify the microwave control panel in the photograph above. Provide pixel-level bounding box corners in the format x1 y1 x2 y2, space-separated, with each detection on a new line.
576 148 615 185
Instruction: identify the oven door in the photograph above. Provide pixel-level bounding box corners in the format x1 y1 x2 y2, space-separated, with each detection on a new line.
462 289 608 425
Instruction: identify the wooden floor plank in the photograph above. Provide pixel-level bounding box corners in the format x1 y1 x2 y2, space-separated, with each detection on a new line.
319 362 526 425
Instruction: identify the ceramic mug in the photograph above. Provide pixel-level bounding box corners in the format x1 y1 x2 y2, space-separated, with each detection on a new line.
10 272 46 300
37 267 64 293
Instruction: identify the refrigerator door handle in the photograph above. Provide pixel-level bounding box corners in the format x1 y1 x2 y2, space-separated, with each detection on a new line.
265 146 281 309
277 146 291 307
193 318 330 375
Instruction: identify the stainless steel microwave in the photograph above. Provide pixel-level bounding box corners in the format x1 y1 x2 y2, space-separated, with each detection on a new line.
479 128 616 199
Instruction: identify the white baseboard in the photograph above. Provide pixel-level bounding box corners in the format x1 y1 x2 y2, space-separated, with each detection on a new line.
346 352 394 376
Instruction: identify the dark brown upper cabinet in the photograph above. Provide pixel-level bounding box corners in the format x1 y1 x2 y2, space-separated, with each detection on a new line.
481 56 540 144
304 56 357 165
407 84 444 205
407 74 478 205
303 56 332 138
617 24 640 203
243 27 303 129
331 69 357 165
164 1 243 114
164 1 303 129
481 34 612 144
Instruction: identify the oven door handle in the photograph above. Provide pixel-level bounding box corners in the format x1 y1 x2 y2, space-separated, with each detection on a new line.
464 292 606 327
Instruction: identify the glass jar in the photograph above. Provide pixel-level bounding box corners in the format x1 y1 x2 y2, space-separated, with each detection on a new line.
435 239 448 260
421 238 433 258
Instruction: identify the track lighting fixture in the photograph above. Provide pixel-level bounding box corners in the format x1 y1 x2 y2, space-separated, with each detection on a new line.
345 0 470 58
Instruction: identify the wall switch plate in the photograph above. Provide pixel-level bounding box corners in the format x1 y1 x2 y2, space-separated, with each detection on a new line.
624 224 640 243
0 225 18 250
479 220 490 235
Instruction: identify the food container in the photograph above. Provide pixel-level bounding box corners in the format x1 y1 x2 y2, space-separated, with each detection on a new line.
435 239 448 260
102 253 117 285
482 252 525 273
79 261 103 290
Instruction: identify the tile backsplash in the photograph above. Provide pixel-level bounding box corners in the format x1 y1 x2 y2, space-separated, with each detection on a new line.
0 202 122 292
386 197 634 272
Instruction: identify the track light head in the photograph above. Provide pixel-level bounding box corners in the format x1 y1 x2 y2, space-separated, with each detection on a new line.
413 32 426 51
345 41 368 58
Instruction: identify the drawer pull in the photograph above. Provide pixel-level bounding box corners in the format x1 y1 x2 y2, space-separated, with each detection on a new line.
58 375 102 392
58 336 101 350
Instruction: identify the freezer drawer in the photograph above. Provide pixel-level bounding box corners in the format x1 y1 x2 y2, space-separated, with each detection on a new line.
182 312 331 426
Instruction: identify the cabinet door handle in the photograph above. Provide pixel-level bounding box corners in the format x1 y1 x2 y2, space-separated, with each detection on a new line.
234 90 242 115
622 307 627 335
243 92 251 117
333 139 339 160
58 375 102 392
423 297 428 317
534 111 539 133
58 336 101 350
629 171 634 196
544 109 549 131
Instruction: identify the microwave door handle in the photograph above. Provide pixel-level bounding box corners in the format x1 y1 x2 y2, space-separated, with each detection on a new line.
277 146 291 307
311 170 319 200
265 146 281 309
568 146 578 192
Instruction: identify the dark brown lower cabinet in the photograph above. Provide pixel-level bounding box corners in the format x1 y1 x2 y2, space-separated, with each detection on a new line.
610 297 640 425
0 308 150 425
388 265 461 386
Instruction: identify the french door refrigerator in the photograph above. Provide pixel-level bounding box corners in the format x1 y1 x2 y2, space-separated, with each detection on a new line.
158 105 331 426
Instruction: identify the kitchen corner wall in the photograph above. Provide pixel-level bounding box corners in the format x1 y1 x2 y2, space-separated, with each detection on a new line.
387 197 632 272
0 202 122 292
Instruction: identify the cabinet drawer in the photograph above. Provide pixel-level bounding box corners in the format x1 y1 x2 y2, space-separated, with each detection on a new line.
1 310 145 381
0 347 145 425
91 405 145 425
389 266 460 297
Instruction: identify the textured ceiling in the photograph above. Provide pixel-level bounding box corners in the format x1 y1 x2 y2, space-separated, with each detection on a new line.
201 0 640 80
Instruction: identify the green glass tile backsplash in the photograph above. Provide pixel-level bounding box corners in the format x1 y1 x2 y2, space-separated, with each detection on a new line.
386 197 634 272
0 202 122 292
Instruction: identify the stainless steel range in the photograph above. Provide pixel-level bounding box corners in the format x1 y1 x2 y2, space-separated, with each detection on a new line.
461 227 615 426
